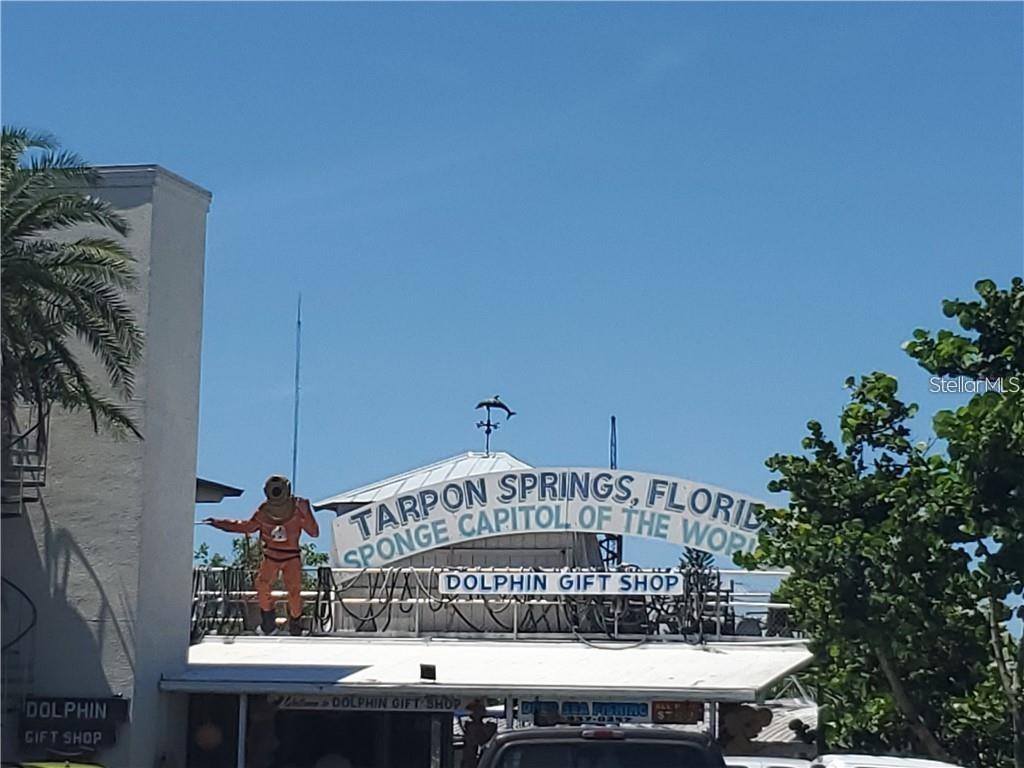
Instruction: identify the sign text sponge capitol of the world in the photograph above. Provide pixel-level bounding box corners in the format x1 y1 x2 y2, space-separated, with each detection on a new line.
333 468 767 567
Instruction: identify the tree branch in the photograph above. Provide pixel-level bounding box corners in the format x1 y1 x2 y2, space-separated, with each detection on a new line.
873 642 953 761
989 594 1018 704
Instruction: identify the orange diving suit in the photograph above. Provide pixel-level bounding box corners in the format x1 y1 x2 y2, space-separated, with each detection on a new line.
204 475 320 636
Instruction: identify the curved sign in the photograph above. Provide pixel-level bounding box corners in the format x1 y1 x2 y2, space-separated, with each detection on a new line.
333 468 767 568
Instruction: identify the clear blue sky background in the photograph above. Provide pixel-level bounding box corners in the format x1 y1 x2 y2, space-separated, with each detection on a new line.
3 2 1022 568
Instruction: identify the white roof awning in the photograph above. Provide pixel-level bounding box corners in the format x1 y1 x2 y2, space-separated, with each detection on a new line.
314 451 531 514
162 637 812 703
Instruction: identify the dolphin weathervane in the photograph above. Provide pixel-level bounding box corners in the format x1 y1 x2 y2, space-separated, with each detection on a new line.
475 395 515 455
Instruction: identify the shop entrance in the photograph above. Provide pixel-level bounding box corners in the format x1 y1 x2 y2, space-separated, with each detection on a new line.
263 708 433 768
187 694 448 768
251 695 449 768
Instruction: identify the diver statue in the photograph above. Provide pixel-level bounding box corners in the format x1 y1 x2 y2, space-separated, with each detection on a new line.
203 474 319 636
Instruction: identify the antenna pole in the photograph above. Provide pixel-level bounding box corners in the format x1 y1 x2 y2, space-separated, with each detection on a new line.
610 415 618 470
601 415 623 569
291 294 302 486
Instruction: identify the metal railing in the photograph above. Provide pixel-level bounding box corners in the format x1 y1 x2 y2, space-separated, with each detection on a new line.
1 401 49 510
190 566 794 643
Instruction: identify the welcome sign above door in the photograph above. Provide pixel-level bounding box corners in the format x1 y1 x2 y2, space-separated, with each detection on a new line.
332 468 768 568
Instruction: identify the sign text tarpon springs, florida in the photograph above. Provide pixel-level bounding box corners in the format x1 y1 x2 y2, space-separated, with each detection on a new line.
332 468 767 567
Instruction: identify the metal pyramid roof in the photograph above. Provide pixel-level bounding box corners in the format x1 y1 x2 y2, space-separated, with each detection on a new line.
314 451 532 514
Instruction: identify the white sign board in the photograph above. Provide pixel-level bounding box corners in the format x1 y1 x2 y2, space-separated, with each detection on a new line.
439 570 685 595
270 694 462 712
333 467 767 568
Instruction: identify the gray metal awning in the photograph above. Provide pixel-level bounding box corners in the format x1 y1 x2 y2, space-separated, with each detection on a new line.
196 477 244 504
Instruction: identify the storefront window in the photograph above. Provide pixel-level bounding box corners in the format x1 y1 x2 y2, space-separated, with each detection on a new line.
243 695 441 768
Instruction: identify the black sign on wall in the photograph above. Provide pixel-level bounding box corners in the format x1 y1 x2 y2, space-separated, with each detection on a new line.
651 700 704 725
19 696 130 755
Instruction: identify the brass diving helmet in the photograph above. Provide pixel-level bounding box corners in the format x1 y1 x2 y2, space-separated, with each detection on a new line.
260 474 294 523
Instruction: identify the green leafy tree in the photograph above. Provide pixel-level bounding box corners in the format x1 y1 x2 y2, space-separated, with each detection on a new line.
904 277 1024 765
192 541 228 568
738 372 1009 763
1 127 143 436
739 278 1024 765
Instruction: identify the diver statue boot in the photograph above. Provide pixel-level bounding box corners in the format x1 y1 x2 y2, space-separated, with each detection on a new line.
259 609 277 635
288 616 303 636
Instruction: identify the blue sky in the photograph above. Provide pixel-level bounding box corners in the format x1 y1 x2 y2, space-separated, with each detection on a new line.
3 2 1022 567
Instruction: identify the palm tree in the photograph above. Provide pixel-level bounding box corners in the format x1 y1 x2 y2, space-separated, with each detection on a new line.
1 127 143 438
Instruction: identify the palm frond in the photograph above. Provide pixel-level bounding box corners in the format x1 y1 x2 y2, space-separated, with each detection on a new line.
3 192 129 245
53 278 144 394
1 128 58 173
1 125 143 437
4 237 137 290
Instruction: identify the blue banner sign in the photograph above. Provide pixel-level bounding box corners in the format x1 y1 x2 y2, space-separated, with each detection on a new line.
520 700 652 723
333 468 767 568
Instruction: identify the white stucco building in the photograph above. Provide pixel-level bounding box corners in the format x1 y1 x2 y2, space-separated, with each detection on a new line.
1 165 213 767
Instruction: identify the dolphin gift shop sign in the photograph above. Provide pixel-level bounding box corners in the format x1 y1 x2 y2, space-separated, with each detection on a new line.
332 468 767 568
